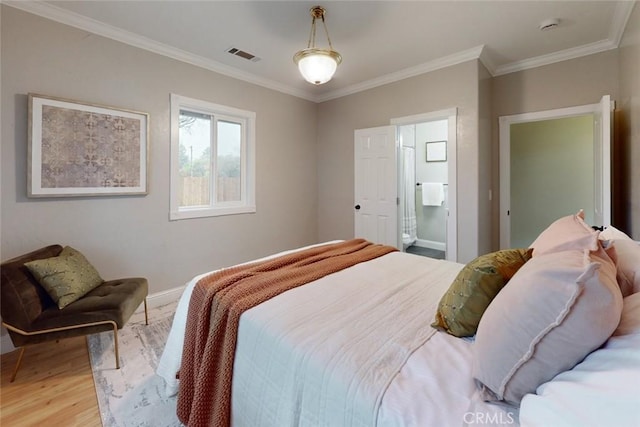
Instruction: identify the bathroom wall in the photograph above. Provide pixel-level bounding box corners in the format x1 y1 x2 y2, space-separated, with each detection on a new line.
415 119 448 249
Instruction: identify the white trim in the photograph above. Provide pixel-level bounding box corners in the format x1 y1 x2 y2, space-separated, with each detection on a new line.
137 285 185 312
493 39 618 76
598 95 614 228
498 98 613 248
4 1 634 103
391 107 458 262
390 108 458 126
4 1 315 102
609 1 637 47
493 1 635 77
169 94 256 221
414 239 446 252
318 46 485 103
478 46 498 76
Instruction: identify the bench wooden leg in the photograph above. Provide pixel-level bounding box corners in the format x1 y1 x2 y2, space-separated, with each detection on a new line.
10 347 26 383
143 299 149 326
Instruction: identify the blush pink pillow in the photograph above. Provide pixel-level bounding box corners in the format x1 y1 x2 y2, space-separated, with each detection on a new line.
472 246 623 405
529 210 599 257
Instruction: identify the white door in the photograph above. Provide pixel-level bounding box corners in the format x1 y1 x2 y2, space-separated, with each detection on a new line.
354 126 398 247
499 95 614 248
593 95 613 227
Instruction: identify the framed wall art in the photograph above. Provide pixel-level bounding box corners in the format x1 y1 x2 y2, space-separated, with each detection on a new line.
425 140 447 162
28 93 149 197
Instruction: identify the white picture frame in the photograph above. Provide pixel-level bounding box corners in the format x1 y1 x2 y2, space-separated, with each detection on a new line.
426 140 447 162
28 93 149 197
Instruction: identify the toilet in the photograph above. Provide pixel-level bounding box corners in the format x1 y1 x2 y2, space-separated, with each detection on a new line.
402 233 416 249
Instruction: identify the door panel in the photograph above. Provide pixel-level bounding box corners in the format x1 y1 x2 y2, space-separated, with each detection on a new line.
594 95 612 227
354 126 398 247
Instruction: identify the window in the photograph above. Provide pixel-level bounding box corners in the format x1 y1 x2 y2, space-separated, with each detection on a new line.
170 94 255 220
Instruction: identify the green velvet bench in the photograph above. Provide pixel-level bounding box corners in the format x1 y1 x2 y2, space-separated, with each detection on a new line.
0 244 148 382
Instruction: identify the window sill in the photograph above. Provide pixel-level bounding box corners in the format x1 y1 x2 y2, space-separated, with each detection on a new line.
169 205 256 221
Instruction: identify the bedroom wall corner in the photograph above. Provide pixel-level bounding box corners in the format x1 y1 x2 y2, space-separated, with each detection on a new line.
0 6 319 315
478 61 493 257
617 1 640 239
316 60 483 264
491 49 621 249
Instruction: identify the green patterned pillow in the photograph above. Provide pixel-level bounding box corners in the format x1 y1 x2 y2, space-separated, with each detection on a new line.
432 248 533 337
25 246 104 309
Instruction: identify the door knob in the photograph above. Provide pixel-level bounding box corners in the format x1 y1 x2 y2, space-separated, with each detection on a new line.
355 204 361 210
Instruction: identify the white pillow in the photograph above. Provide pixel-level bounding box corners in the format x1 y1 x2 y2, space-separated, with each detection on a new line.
599 225 640 296
519 292 640 427
600 224 634 242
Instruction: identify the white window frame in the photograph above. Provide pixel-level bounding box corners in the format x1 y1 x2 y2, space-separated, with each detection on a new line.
170 94 256 220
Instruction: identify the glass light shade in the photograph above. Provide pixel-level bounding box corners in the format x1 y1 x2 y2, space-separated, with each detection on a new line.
294 48 341 85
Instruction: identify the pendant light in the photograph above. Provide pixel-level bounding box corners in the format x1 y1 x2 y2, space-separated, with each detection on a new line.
293 6 342 85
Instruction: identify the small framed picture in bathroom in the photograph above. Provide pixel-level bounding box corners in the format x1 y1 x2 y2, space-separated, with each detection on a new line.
426 141 447 162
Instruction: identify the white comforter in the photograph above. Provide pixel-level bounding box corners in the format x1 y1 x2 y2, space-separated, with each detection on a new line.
157 243 518 427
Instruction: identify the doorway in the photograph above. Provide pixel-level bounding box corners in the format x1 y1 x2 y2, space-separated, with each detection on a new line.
392 109 458 261
499 96 613 248
353 109 457 261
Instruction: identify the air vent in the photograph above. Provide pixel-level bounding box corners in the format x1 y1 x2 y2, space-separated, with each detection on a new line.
539 18 560 31
226 47 261 62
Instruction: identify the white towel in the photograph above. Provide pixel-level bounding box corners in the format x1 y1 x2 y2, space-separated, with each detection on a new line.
422 182 445 206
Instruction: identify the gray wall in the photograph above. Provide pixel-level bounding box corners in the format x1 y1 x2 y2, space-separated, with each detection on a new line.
2 4 638 332
617 2 640 238
491 49 621 247
415 120 448 246
317 60 484 263
1 7 319 294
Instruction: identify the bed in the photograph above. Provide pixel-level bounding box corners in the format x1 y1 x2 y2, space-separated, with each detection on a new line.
157 213 640 427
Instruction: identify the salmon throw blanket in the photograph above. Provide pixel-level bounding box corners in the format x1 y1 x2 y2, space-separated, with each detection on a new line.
176 239 397 426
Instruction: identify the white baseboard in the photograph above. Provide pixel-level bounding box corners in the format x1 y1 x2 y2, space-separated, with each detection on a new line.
415 238 446 251
137 285 185 312
0 285 186 355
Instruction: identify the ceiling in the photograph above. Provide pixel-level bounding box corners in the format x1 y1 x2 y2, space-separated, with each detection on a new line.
7 1 636 102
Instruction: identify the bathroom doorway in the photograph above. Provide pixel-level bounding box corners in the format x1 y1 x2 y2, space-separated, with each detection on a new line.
392 109 457 262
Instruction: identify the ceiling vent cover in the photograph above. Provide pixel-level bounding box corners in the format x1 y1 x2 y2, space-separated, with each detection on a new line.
539 18 561 31
226 47 261 62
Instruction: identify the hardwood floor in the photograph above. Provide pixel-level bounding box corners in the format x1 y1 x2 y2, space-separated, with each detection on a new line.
0 337 102 426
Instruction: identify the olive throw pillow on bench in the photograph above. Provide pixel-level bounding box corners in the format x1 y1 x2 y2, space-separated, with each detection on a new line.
25 246 104 309
432 248 533 337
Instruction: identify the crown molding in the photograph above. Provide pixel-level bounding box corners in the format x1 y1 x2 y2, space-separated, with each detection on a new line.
609 0 637 46
315 45 485 103
478 45 498 76
493 1 635 77
5 0 636 103
4 0 318 102
493 38 618 77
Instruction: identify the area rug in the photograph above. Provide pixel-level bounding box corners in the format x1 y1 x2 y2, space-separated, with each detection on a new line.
88 301 183 427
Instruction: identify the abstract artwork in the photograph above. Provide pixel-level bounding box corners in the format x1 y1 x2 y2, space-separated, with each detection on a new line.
28 94 149 197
